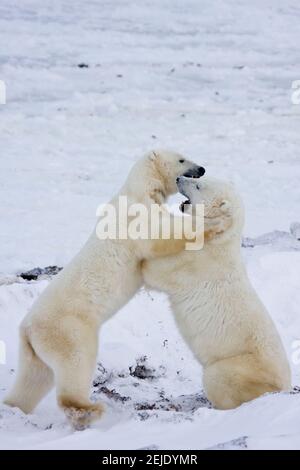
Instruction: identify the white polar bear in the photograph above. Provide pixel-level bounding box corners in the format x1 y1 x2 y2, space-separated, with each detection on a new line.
143 176 291 410
4 150 205 429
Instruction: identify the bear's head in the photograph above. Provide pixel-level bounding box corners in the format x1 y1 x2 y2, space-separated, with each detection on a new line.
148 150 205 194
177 176 244 243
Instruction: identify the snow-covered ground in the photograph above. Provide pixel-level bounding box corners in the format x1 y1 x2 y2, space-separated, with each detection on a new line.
0 0 300 450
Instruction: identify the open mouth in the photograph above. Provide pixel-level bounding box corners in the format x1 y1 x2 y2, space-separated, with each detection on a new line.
177 182 191 212
179 198 191 213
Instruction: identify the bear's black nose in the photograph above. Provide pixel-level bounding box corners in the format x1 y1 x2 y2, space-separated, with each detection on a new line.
176 177 180 183
182 166 206 179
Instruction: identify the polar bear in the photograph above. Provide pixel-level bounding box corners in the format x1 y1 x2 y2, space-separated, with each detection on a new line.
143 176 291 409
4 150 205 428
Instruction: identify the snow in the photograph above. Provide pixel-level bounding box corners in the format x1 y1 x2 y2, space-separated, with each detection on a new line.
0 0 300 450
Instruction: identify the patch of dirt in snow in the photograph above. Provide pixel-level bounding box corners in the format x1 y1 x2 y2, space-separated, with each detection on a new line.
92 359 211 423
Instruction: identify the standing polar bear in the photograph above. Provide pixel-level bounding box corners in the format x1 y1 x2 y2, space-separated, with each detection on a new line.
4 150 205 428
143 176 291 409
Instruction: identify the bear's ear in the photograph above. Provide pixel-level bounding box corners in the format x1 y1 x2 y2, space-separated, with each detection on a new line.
148 151 159 162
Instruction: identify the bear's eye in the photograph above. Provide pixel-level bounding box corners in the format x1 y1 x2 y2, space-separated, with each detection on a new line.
179 159 185 163
196 184 200 190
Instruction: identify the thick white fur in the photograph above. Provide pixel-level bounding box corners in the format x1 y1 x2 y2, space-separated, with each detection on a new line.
143 177 291 409
4 150 203 428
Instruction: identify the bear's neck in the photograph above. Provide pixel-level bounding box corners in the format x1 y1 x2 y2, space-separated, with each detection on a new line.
206 235 244 269
119 159 169 204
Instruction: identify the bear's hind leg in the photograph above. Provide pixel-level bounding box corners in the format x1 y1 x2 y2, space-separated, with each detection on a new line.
203 354 281 410
4 330 54 414
53 328 104 430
